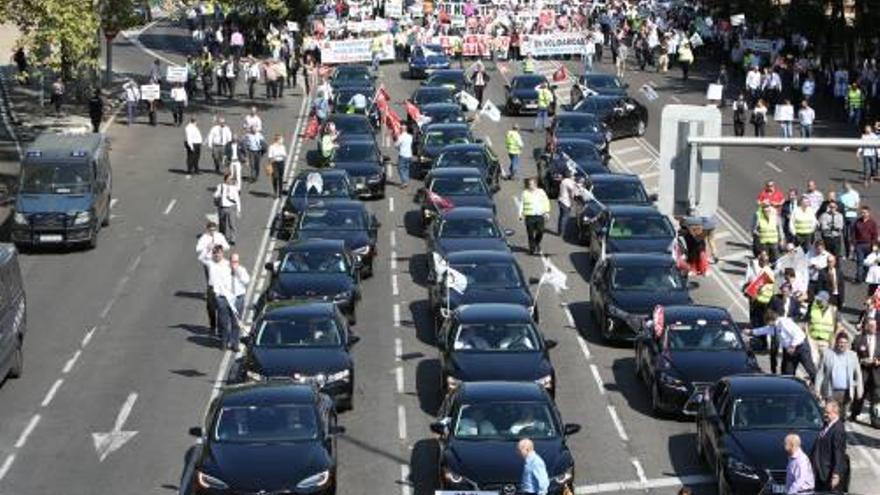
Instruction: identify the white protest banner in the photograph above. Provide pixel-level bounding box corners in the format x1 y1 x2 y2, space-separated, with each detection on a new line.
774 104 794 122
348 18 389 33
480 100 501 122
706 83 723 101
319 36 395 64
730 14 745 26
522 32 587 57
458 91 479 112
436 0 466 27
140 84 161 101
166 66 188 83
385 0 403 18
742 38 774 54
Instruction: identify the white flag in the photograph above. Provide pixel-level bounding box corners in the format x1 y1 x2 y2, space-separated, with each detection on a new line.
306 172 324 194
560 152 579 177
446 267 468 294
479 100 502 122
640 84 659 101
539 258 568 292
433 252 448 276
458 91 480 112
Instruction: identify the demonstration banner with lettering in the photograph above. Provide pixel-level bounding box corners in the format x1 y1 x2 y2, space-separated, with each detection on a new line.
522 33 587 57
385 0 403 18
320 36 395 64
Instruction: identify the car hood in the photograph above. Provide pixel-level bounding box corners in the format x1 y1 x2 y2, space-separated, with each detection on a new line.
437 238 508 256
270 273 354 299
332 162 382 177
555 131 604 146
610 289 690 315
447 352 550 382
667 350 755 384
17 193 93 214
510 88 539 99
206 441 331 492
592 87 627 97
445 438 570 483
252 347 352 377
442 195 494 210
729 429 818 471
296 230 370 250
606 237 673 255
450 288 532 310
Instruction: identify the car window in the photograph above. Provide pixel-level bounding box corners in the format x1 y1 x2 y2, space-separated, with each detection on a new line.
454 402 557 439
449 261 522 289
292 176 350 198
430 177 487 196
512 76 545 89
452 323 539 351
611 265 684 291
334 143 376 162
608 215 674 239
592 181 648 204
280 251 350 273
557 117 600 134
437 151 488 169
556 142 601 163
415 90 455 106
439 217 499 238
584 75 621 88
215 404 319 443
424 107 463 123
424 130 471 147
664 321 743 351
729 395 822 431
256 317 342 347
330 118 370 135
20 162 91 194
300 208 366 231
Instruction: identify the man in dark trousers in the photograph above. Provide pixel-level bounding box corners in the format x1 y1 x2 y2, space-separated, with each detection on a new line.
768 283 801 374
810 400 849 493
88 88 104 133
851 319 880 425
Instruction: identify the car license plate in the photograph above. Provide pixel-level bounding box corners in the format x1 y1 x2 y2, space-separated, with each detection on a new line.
355 183 366 190
525 103 537 109
771 484 785 494
39 234 63 243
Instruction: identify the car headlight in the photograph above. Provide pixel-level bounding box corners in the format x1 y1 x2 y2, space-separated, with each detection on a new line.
368 173 383 183
607 304 629 319
334 291 352 302
353 245 371 256
446 375 461 390
726 456 759 479
597 140 607 150
511 97 521 105
196 471 228 490
282 210 297 219
245 370 265 381
70 210 91 225
443 467 464 484
658 371 686 389
13 212 27 225
536 374 553 389
328 369 351 382
553 467 574 484
297 470 331 489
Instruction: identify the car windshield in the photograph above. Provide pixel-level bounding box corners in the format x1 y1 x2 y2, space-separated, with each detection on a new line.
729 395 823 431
584 75 622 88
334 143 376 162
611 265 684 291
424 107 463 123
414 89 455 106
215 404 319 443
300 208 366 231
427 73 463 86
436 151 488 169
291 176 350 198
665 321 743 351
453 323 540 351
439 217 499 238
573 98 618 117
430 177 487 196
454 402 557 439
512 76 545 90
424 129 471 147
608 215 673 239
333 69 371 84
557 142 601 163
280 251 350 273
557 117 600 134
449 261 522 289
20 162 91 194
329 118 371 135
335 90 369 106
256 317 342 347
592 181 648 203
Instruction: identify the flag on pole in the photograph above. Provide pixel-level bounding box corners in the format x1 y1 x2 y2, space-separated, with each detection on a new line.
539 257 568 293
552 65 568 82
433 252 448 277
428 190 455 212
560 152 579 177
744 269 774 299
479 100 502 122
446 266 468 294
405 100 423 122
306 172 324 194
303 115 320 140
384 108 403 139
458 91 480 112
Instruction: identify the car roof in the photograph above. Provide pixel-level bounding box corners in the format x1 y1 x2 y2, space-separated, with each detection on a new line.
430 69 465 76
424 122 469 131
421 102 461 111
606 253 677 266
294 169 349 179
447 250 516 263
328 114 371 124
427 167 484 178
439 143 485 152
261 300 339 319
606 204 664 216
439 207 495 220
724 374 813 396
24 134 104 162
220 381 318 407
459 381 548 402
305 199 366 210
556 112 600 122
281 239 347 252
456 303 533 323
589 173 642 184
659 305 734 322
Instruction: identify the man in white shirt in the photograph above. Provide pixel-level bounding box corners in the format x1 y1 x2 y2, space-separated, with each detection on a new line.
196 222 229 333
206 246 239 350
123 79 140 126
556 170 587 238
798 100 816 150
747 310 817 381
395 126 413 188
170 83 188 127
243 106 262 133
348 92 368 113
214 172 241 245
745 66 762 103
207 117 233 173
185 117 203 174
230 252 251 319
267 134 287 197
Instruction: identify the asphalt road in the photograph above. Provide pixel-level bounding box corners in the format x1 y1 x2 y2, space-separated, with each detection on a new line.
0 20 878 495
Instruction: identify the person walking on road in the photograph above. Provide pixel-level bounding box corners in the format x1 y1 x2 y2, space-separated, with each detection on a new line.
471 61 489 106
519 178 551 256
395 125 413 188
747 310 817 382
798 100 816 150
858 125 878 187
171 83 188 127
185 117 203 174
840 181 860 257
751 99 768 137
535 84 553 131
214 172 241 245
732 93 748 137
816 333 863 419
196 222 230 334
208 117 233 173
807 291 838 362
123 79 140 126
267 134 287 198
206 245 239 351
244 106 263 134
847 82 865 128
50 78 64 116
677 42 693 81
784 433 815 495
777 99 795 151
790 196 818 251
243 126 266 183
517 438 549 495
851 319 880 424
506 124 524 179
88 88 104 133
810 401 849 493
751 201 785 261
230 252 250 322
854 206 879 283
557 170 583 238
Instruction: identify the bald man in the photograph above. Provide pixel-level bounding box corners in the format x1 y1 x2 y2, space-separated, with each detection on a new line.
518 438 549 495
785 433 815 494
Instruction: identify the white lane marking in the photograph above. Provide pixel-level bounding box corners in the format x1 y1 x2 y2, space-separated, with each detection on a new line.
397 404 407 440
120 23 178 66
670 95 681 103
713 230 732 241
395 366 405 394
393 303 401 327
110 198 118 209
724 249 752 261
589 364 605 394
631 458 647 483
400 464 412 495
627 157 654 168
81 326 96 347
390 230 397 248
389 197 395 212
163 198 177 215
562 305 575 327
391 251 398 270
607 405 629 442
62 350 82 374
395 337 403 362
574 474 714 494
0 454 15 482
41 379 64 407
392 274 399 296
576 335 591 360
639 171 660 180
127 254 142 274
15 414 40 448
847 421 880 477
765 160 782 173
614 146 642 155
92 392 139 462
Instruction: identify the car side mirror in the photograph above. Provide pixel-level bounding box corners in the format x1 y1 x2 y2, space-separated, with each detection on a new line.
647 193 658 202
188 426 203 437
240 335 253 345
504 83 510 89
545 339 558 349
613 107 624 115
528 277 541 285
563 423 582 436
264 261 275 272
474 138 484 144
382 155 391 163
348 335 361 345
430 420 449 436
504 229 515 237
329 425 347 435
625 103 636 111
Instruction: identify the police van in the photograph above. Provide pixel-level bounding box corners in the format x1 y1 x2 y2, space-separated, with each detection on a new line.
0 243 25 384
10 134 112 249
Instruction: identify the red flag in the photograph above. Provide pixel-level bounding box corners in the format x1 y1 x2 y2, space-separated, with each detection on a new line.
374 86 391 106
652 305 665 339
385 108 403 139
552 65 568 82
302 115 320 140
744 270 773 299
405 100 422 122
428 191 455 212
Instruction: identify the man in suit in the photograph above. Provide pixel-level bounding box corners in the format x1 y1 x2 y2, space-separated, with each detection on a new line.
769 283 801 374
851 319 880 424
810 400 849 492
815 332 862 418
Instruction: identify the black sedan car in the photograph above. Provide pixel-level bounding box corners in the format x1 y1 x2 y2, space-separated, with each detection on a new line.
582 204 676 260
536 141 609 198
430 382 580 495
696 375 823 495
635 305 760 416
575 174 655 240
331 86 373 114
590 253 691 342
328 139 387 198
504 74 557 116
276 170 356 237
324 114 376 143
291 200 379 278
414 122 474 177
417 102 467 126
420 168 495 227
572 95 648 139
547 112 611 155
240 301 359 410
425 207 512 282
423 69 469 92
263 239 360 324
570 72 627 103
429 250 534 331
330 64 374 91
438 304 557 396
408 44 451 79
412 86 457 108
189 381 343 495
432 143 502 191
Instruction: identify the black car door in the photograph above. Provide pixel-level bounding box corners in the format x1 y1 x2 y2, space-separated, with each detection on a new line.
589 211 609 258
620 98 640 136
590 260 607 317
703 385 730 467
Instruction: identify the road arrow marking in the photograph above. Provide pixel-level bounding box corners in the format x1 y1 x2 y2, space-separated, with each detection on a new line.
92 392 138 462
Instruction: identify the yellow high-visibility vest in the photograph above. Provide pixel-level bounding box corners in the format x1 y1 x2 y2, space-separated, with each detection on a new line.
521 189 549 216
792 208 815 235
808 305 835 342
506 130 522 155
756 209 779 244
